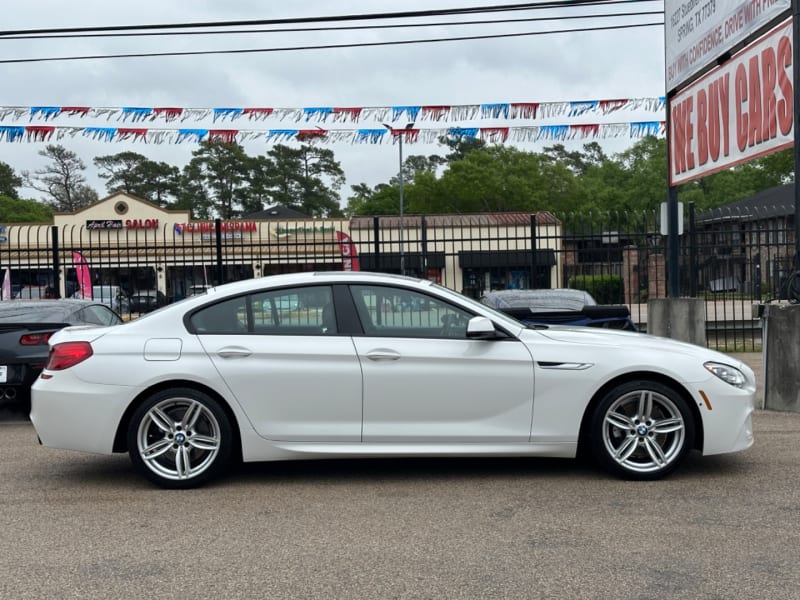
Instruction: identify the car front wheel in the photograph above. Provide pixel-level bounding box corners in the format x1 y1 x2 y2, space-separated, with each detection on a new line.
590 380 695 480
127 388 232 489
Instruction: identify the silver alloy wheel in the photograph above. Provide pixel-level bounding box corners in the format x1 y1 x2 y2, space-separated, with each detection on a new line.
136 397 222 482
601 389 686 475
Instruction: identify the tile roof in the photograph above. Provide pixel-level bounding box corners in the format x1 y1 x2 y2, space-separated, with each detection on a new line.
349 212 560 229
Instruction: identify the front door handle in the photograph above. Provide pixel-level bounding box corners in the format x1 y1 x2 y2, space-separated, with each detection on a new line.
217 346 252 358
365 349 401 361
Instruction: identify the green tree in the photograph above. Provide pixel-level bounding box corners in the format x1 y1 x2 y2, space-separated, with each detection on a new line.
0 161 22 199
395 154 446 185
423 145 576 213
174 161 213 219
94 152 180 206
262 144 345 217
678 147 794 211
438 136 486 163
265 145 304 209
182 141 251 219
297 145 345 217
22 145 98 211
242 154 276 215
0 195 53 222
345 183 402 216
543 142 608 176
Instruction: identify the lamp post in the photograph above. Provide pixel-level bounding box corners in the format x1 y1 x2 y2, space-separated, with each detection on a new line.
384 122 414 275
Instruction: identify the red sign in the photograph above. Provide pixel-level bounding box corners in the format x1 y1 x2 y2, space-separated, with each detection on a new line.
125 219 159 230
177 222 257 233
669 18 793 186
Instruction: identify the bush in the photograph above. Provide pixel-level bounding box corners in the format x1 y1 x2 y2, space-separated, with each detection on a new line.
568 274 624 304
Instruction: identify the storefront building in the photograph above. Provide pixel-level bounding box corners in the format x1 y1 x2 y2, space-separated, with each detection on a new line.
1 193 562 302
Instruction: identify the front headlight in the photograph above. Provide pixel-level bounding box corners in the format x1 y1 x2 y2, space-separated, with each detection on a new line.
704 361 746 388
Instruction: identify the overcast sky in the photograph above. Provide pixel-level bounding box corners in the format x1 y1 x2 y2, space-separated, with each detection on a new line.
0 0 667 206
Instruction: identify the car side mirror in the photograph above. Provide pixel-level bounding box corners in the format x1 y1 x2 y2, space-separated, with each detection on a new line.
466 316 504 340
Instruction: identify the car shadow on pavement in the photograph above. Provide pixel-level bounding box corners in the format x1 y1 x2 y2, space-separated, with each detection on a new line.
232 455 604 485
23 438 753 490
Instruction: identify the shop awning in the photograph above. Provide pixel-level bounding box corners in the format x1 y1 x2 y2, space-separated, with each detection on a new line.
360 252 445 271
458 249 556 269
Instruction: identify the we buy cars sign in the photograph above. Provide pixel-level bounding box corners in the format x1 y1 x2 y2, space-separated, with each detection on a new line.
669 18 793 186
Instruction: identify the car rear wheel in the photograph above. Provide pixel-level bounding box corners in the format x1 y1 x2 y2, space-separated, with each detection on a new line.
127 388 232 489
590 380 694 480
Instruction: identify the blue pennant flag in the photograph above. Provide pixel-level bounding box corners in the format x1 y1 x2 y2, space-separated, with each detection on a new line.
84 127 117 141
480 104 510 119
355 129 387 144
0 126 25 142
630 122 661 137
448 127 479 140
538 125 569 141
303 107 333 121
391 106 421 122
121 107 154 122
568 101 599 117
213 108 244 122
266 130 299 142
30 107 61 120
176 129 209 143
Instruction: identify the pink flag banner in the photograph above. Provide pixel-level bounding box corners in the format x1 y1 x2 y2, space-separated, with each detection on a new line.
73 252 92 299
1 268 11 301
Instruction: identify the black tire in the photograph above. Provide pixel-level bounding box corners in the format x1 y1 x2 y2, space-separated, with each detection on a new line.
589 380 695 480
127 388 233 489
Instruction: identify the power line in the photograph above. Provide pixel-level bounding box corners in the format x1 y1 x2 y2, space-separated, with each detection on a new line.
0 0 662 37
0 9 664 41
0 21 663 64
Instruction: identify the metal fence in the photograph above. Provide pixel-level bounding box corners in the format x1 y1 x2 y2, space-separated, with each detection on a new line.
539 205 796 351
2 204 795 352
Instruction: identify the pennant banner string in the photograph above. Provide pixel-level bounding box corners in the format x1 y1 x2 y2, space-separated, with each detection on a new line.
0 97 666 125
0 123 666 145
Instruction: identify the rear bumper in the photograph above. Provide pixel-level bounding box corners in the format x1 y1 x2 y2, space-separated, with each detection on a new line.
30 371 134 455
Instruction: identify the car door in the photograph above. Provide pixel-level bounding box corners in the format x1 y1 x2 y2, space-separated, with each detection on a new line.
192 285 362 442
349 284 534 443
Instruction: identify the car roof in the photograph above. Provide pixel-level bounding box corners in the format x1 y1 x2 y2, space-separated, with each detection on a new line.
206 271 434 295
0 299 104 323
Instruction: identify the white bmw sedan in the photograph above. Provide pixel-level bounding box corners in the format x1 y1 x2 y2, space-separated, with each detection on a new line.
31 272 755 488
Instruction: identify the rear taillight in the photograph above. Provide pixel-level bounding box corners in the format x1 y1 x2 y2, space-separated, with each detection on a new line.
20 332 53 346
46 342 93 371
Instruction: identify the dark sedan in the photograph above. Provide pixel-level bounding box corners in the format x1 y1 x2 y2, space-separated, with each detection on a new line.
0 300 122 416
128 290 168 314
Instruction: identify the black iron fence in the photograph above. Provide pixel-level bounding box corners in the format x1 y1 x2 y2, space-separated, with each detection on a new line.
2 204 794 352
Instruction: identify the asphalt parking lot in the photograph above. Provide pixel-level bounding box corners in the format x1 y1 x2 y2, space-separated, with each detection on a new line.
1 411 799 599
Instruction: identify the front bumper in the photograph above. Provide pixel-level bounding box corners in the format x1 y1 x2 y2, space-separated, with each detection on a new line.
690 373 756 456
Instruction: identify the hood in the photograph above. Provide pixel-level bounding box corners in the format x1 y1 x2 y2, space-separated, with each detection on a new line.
524 325 737 364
